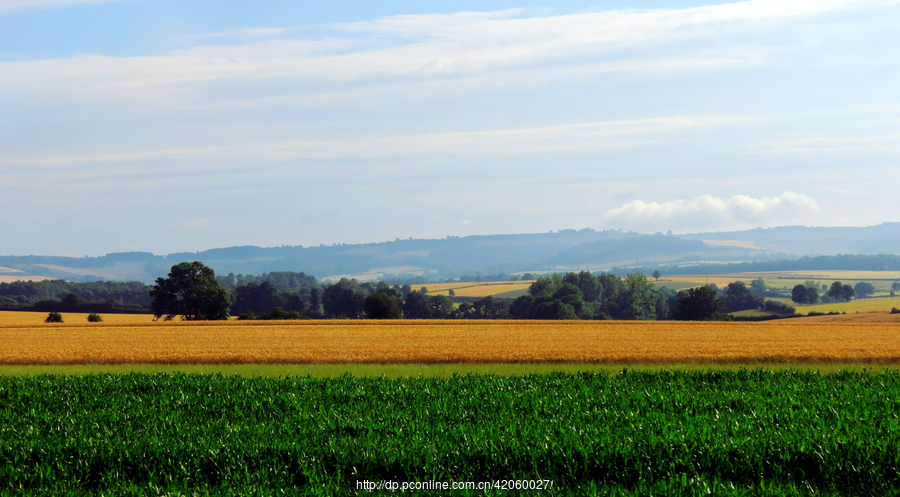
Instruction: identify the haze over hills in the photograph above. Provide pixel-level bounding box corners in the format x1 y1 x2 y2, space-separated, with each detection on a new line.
2 223 899 284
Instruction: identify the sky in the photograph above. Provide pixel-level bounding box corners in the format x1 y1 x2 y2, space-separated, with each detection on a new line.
1 0 898 256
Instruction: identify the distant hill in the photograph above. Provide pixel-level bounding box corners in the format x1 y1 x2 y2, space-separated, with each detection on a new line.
680 223 900 255
1 223 899 283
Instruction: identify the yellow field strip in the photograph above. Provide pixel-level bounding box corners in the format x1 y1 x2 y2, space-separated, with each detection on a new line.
0 312 158 325
0 276 53 284
1 320 898 365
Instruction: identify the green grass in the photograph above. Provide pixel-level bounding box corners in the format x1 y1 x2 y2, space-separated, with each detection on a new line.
2 371 900 495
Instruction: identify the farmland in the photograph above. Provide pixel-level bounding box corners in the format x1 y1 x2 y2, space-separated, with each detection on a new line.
0 311 158 326
421 281 532 297
3 314 900 494
797 297 900 314
2 317 900 365
663 270 900 289
2 371 900 495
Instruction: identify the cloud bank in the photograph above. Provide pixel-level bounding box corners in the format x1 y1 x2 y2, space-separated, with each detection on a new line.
601 192 821 233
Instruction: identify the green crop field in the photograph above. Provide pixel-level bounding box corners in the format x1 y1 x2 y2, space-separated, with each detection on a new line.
2 371 900 495
799 297 900 315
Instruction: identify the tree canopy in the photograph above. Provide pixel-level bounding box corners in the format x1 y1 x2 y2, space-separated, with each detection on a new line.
854 282 875 299
673 286 726 321
150 262 231 321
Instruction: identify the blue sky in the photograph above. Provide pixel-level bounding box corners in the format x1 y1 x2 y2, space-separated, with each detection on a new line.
1 0 898 256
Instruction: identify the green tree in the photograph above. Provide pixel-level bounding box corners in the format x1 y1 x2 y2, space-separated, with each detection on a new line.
403 291 433 319
322 278 366 319
429 295 454 319
892 281 900 292
150 262 231 321
723 281 764 312
827 281 847 302
232 281 280 316
307 287 323 318
364 292 403 319
673 286 726 321
791 285 808 305
652 270 661 281
804 286 819 305
750 277 767 296
854 282 876 299
619 273 657 320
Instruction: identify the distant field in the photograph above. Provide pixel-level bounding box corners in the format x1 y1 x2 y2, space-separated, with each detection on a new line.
787 312 900 323
0 267 22 273
663 271 900 293
798 297 900 315
423 281 532 297
1 319 899 365
700 239 763 250
0 275 53 284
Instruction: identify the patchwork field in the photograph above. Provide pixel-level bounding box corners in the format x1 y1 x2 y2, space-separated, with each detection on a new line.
2 318 899 365
664 271 900 292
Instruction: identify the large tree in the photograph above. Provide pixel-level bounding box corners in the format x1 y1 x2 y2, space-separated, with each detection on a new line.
364 292 403 319
854 282 875 299
827 281 855 302
722 281 764 312
322 278 366 319
150 262 231 320
791 284 808 306
673 286 726 321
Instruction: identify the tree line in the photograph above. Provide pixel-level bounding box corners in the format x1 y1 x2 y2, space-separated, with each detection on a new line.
3 262 812 321
148 262 788 322
790 280 890 305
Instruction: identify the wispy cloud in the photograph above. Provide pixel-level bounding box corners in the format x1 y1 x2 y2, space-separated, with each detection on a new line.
0 114 761 166
2 0 895 106
0 0 123 14
601 192 821 233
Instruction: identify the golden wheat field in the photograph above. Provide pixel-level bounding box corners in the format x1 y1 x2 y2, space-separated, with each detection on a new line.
1 318 899 365
0 311 159 325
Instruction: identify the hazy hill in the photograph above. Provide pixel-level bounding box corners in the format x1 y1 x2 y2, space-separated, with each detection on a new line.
679 223 900 255
1 223 899 283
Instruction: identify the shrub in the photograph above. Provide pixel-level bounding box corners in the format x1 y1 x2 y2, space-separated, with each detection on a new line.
87 313 103 322
891 307 900 314
764 300 796 315
45 312 63 323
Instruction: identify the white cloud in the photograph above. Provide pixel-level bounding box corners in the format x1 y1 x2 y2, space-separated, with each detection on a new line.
601 192 821 232
0 0 122 13
1 0 896 106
